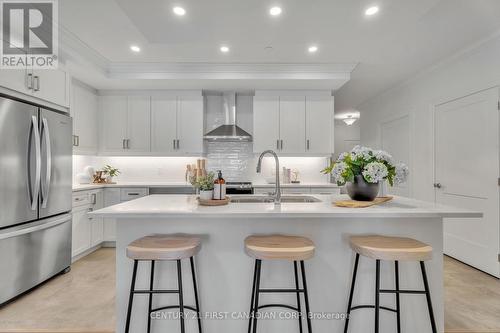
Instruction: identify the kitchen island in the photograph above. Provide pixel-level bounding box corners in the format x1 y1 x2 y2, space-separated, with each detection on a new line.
91 194 480 333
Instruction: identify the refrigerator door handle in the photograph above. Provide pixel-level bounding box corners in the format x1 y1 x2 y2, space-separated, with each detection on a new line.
27 115 41 211
0 214 71 240
41 117 51 208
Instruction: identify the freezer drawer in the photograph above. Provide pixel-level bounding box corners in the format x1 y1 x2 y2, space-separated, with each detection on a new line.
0 214 71 305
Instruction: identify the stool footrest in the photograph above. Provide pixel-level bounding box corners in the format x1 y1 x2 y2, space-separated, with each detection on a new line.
258 288 304 293
133 289 179 294
379 289 426 294
350 305 397 313
151 305 198 313
255 304 300 312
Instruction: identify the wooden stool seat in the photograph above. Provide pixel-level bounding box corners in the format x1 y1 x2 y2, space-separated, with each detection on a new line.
349 235 432 261
245 235 315 261
126 234 201 260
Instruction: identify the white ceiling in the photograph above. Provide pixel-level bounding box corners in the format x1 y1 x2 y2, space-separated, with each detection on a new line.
59 0 500 110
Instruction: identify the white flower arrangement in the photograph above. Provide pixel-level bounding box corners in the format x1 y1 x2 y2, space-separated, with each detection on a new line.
322 145 409 186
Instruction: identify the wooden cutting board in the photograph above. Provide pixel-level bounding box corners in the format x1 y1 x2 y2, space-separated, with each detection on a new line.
198 196 230 206
334 196 393 208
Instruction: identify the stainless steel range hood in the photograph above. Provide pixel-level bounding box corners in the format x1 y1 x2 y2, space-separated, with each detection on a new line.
204 92 252 141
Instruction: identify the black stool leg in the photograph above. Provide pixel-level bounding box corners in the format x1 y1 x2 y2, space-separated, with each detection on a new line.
375 260 380 333
294 261 304 333
125 260 138 333
177 259 185 333
190 256 202 333
344 253 360 333
420 261 437 333
147 260 155 333
394 261 401 333
300 261 312 333
248 260 258 333
252 260 262 333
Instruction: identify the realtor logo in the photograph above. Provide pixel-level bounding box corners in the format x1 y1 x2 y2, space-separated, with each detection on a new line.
1 0 58 68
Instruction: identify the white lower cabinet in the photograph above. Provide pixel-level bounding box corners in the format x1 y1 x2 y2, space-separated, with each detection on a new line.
103 188 120 242
71 189 104 258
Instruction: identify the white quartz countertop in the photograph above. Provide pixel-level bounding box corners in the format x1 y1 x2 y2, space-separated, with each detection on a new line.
89 194 481 219
72 182 338 192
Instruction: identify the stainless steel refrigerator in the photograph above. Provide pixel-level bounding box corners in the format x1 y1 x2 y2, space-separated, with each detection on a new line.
0 95 72 305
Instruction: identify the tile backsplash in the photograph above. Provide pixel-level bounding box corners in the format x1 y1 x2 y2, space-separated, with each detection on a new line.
73 149 330 184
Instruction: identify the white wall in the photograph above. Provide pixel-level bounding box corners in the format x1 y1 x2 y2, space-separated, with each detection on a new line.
357 34 500 200
334 119 360 158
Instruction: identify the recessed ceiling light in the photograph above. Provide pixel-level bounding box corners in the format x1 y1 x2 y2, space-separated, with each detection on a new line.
365 6 379 16
220 45 230 53
269 6 282 16
308 45 318 53
173 6 186 16
130 45 141 53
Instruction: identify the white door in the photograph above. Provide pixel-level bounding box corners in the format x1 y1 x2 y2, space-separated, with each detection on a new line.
100 96 128 153
72 206 91 257
381 115 410 197
72 82 98 154
253 96 280 152
127 96 151 152
435 87 499 277
280 96 306 153
151 96 178 153
33 68 70 107
306 96 333 154
177 96 203 153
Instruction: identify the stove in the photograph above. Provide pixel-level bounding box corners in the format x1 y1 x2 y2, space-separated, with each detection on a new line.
225 182 254 195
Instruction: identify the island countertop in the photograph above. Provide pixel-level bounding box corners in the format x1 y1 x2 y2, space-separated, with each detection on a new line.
90 194 481 219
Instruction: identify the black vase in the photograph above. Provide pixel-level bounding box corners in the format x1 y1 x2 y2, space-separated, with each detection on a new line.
346 175 380 201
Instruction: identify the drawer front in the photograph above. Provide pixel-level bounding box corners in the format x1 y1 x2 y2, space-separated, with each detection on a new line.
282 187 311 194
310 187 341 195
120 188 148 201
72 193 90 208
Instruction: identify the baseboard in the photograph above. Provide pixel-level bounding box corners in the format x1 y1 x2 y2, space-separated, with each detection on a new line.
101 241 116 248
71 244 102 263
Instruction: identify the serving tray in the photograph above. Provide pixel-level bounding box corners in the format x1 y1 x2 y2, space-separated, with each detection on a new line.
334 196 393 208
197 196 230 206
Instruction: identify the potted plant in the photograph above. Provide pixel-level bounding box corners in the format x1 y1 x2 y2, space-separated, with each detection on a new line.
193 172 215 200
322 146 408 201
102 165 120 183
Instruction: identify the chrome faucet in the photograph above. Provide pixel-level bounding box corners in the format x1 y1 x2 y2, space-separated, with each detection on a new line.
256 150 281 204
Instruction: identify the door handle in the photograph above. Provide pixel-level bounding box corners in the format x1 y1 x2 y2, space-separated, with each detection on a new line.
276 140 280 150
75 135 79 147
27 115 41 211
176 139 180 150
306 139 310 150
33 76 40 92
433 183 442 189
280 140 283 150
90 193 97 205
122 139 126 149
41 117 51 208
27 73 33 90
126 139 130 149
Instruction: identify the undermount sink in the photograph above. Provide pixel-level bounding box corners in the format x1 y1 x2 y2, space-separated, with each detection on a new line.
230 195 321 203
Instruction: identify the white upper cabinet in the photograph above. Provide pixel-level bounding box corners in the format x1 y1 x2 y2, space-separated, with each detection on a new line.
253 91 334 155
151 96 177 153
279 96 306 153
177 95 203 154
151 94 203 155
127 96 151 152
32 68 70 107
305 96 334 154
253 96 280 152
71 81 98 154
0 40 70 107
100 96 128 153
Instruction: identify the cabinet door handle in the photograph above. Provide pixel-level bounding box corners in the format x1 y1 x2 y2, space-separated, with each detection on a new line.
90 193 97 205
280 140 283 150
276 140 280 150
27 73 33 90
176 139 180 150
306 139 310 150
122 139 126 149
173 139 176 150
126 139 130 149
128 193 140 196
33 76 40 91
76 135 79 147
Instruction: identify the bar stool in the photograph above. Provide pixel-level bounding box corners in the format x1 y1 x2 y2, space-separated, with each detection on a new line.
245 234 315 333
125 234 202 333
343 235 437 333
